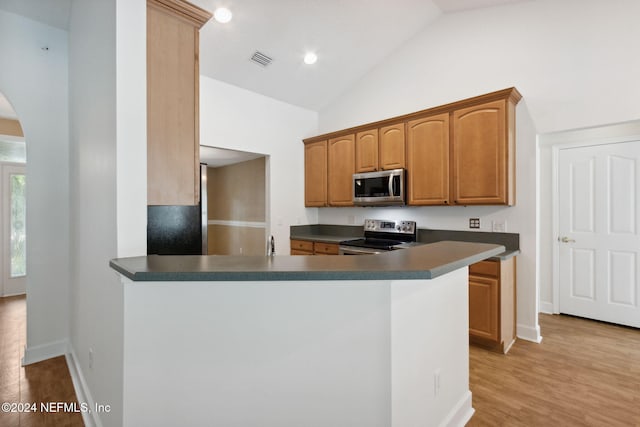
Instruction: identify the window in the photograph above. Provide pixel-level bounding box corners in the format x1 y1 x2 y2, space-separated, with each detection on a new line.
10 173 26 277
0 140 26 163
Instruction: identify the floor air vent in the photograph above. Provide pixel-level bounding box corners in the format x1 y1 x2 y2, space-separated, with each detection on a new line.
250 51 273 67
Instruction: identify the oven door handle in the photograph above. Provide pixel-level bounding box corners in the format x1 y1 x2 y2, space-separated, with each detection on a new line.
339 246 383 255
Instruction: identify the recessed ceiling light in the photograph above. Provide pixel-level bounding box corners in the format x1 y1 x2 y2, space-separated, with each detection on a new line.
303 52 318 65
214 7 232 24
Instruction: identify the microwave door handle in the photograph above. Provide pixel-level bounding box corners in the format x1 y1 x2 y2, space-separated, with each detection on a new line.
388 174 394 197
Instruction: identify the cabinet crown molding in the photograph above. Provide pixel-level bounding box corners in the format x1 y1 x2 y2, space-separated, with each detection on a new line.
148 0 212 28
303 87 522 144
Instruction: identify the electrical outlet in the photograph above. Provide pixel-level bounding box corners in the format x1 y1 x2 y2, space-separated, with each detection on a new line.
89 348 94 369
469 218 480 229
434 369 441 396
492 220 507 232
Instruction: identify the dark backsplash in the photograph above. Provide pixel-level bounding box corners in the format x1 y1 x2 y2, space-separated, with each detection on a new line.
291 224 519 251
290 224 364 239
417 229 519 251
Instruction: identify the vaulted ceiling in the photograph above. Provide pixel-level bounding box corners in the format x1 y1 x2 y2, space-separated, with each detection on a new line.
0 0 534 112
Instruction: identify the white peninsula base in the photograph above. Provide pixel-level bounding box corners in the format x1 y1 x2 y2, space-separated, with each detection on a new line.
121 267 473 427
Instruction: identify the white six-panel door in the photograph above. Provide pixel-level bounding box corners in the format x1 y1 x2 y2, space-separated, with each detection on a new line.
558 141 640 327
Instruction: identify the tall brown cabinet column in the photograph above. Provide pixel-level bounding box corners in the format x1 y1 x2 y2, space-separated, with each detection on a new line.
147 0 211 205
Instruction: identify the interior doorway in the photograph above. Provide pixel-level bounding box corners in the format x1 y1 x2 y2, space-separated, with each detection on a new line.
548 122 640 328
200 145 269 255
557 141 640 327
2 164 26 296
0 92 27 297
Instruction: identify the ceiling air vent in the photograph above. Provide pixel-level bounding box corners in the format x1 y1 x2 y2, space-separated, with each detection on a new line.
250 51 273 67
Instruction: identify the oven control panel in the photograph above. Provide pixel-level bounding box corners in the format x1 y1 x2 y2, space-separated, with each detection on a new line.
364 219 416 235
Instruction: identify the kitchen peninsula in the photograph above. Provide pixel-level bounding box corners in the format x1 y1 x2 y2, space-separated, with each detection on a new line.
110 241 504 427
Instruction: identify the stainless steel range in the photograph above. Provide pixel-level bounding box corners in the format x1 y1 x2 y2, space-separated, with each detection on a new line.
339 219 417 255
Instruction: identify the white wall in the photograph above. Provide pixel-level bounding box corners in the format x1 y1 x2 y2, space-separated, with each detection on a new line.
315 0 640 341
116 0 147 258
319 0 640 134
68 0 147 425
200 77 318 254
0 10 70 362
68 0 148 425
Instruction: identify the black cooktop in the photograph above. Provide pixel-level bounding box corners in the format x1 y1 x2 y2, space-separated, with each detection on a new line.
340 238 405 251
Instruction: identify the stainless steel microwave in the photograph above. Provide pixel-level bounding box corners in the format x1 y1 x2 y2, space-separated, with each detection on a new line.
353 169 405 206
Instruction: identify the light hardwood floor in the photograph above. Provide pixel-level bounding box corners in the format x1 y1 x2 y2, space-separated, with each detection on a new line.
0 295 83 427
468 313 640 426
2 296 639 426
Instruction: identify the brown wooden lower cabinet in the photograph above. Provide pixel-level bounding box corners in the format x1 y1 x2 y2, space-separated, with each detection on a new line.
290 239 339 255
313 242 340 255
469 257 516 353
291 249 313 255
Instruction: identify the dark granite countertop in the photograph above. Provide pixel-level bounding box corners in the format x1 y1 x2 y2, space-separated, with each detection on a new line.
110 241 505 282
290 225 520 261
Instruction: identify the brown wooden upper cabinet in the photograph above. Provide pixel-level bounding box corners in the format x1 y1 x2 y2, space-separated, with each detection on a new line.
355 124 405 173
147 0 211 206
379 123 406 170
406 113 450 205
328 134 355 206
304 140 328 207
302 88 521 208
452 99 515 205
355 129 378 173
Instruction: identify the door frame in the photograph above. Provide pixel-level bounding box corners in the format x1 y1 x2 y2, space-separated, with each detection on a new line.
1 161 27 296
542 121 640 314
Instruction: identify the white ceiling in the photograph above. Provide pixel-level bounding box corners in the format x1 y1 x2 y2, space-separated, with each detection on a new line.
0 0 70 30
0 0 533 113
192 0 442 111
192 0 532 111
200 145 265 168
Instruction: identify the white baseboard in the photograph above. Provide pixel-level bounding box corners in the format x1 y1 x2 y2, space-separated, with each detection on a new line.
517 323 543 343
22 339 68 365
440 391 475 427
539 301 555 314
66 348 102 427
1 290 26 298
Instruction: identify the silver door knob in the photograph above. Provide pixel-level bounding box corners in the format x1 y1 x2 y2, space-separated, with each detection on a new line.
558 236 576 243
